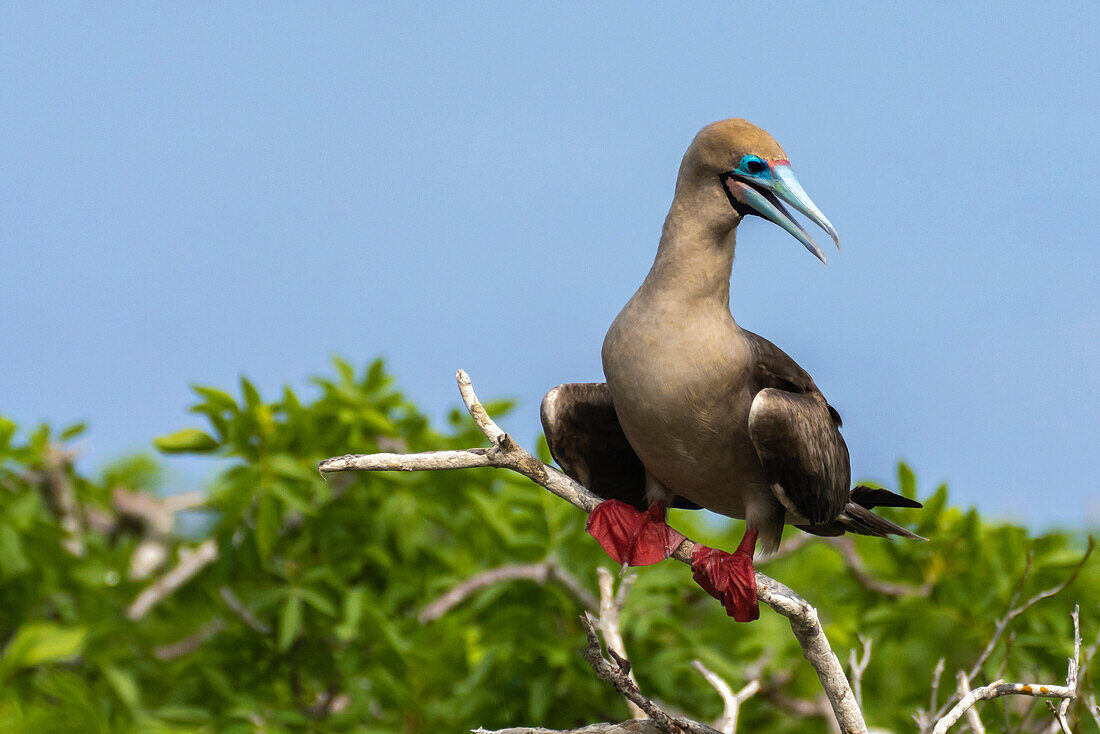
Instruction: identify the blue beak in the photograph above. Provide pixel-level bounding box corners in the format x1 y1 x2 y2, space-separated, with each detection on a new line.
724 161 840 264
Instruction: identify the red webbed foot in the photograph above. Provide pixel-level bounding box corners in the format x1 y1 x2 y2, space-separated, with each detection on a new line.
690 527 759 622
586 499 686 566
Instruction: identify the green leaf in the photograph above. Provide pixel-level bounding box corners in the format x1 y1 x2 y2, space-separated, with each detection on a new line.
2 623 86 674
0 416 15 452
255 493 279 561
335 587 366 641
240 377 262 411
897 462 916 498
0 523 28 577
102 665 140 711
297 587 336 616
191 385 240 413
153 428 220 454
278 594 302 651
59 421 87 440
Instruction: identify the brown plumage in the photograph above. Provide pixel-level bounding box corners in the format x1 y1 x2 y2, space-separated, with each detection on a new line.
541 119 922 566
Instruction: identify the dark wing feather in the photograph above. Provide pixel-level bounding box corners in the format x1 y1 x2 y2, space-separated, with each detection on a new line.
743 331 922 539
849 485 923 510
540 383 700 511
742 331 849 526
748 388 850 526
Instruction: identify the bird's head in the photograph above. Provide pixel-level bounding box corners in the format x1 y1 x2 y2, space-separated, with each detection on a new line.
679 118 840 264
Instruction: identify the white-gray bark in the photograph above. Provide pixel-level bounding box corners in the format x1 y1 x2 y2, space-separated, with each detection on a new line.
318 370 868 734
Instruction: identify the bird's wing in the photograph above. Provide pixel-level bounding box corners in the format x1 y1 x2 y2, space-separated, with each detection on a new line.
744 332 850 526
540 383 700 510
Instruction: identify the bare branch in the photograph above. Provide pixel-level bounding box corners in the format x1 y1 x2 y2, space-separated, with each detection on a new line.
933 681 1073 734
692 660 759 734
1054 606 1082 734
126 540 218 620
930 657 946 718
220 585 272 634
933 608 1082 734
35 446 85 555
955 670 985 734
153 618 225 660
474 724 664 734
319 371 868 734
966 540 1093 685
112 487 204 536
581 614 720 734
926 542 1095 727
597 568 644 720
849 636 872 711
419 561 599 623
1085 693 1099 732
457 369 507 444
829 537 932 598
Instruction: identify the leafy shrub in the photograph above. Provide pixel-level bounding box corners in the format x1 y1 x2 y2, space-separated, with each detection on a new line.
0 359 1093 732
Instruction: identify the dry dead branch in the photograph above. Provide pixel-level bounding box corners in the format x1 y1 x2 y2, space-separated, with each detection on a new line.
931 607 1081 734
692 660 759 734
419 561 599 623
319 370 869 734
848 636 872 711
597 568 645 719
126 539 218 620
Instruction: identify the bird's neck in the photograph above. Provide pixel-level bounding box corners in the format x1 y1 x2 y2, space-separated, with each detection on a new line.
640 189 737 310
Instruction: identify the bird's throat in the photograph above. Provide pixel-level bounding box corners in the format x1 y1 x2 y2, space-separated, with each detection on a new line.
643 197 738 309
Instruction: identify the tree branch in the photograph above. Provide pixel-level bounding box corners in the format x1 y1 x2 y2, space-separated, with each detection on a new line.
923 541 1093 728
828 537 932 598
692 660 759 734
319 370 868 734
581 613 720 734
126 539 218 620
931 607 1081 734
597 568 645 720
419 561 599 623
848 636 872 711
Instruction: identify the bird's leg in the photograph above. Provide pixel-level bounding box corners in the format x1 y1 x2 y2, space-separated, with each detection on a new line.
690 527 760 622
585 499 686 567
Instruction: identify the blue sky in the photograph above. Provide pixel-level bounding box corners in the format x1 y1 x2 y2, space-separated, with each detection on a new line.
2 3 1097 527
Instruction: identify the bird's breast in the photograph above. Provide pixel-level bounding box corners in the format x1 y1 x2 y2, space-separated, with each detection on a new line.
601 296 769 515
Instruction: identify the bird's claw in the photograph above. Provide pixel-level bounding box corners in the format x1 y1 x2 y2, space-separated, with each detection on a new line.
586 499 685 567
690 544 759 622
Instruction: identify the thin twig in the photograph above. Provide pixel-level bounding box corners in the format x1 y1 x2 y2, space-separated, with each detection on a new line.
597 568 644 719
927 541 1094 727
581 614 719 734
220 585 272 634
829 537 932 598
1085 693 1099 732
37 446 85 555
967 542 1093 685
319 370 868 734
930 657 946 717
933 608 1082 734
955 670 985 734
126 540 218 620
1055 606 1082 734
474 725 665 734
848 636 872 710
153 619 225 660
692 660 759 734
419 561 599 623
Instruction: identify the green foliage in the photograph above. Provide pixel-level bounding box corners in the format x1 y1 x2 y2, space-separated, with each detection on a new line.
0 358 1095 733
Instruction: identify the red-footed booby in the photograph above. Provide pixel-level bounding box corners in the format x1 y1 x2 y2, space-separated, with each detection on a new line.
541 119 921 622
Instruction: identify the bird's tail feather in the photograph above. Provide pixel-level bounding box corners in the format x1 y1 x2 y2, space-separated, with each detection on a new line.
837 502 926 540
849 485 923 510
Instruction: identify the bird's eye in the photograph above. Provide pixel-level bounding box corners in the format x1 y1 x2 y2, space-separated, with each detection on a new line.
742 156 767 175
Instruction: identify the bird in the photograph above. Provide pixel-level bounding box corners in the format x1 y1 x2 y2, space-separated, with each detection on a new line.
541 119 922 622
